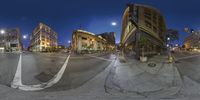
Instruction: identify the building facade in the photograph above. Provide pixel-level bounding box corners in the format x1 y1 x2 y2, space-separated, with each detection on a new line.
30 23 58 52
0 28 22 53
72 29 108 53
121 3 167 57
97 32 116 51
184 31 200 50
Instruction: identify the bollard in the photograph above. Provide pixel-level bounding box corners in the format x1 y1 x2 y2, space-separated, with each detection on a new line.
168 56 173 63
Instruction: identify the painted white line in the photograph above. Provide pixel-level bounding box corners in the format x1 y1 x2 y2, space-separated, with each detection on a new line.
11 54 71 91
45 55 70 88
11 54 23 88
86 55 113 61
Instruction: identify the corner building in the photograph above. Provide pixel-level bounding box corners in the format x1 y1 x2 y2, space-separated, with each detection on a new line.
72 29 107 53
0 28 22 53
30 23 58 52
121 3 167 57
184 31 200 50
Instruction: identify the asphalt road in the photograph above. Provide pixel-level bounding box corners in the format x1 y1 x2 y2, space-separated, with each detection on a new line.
45 53 113 91
0 53 19 86
174 52 200 83
0 52 114 92
21 52 68 85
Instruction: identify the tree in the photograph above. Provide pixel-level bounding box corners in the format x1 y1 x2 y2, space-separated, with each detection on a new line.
138 37 148 57
166 29 179 42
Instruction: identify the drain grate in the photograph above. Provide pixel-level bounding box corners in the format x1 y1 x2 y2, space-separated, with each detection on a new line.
148 63 156 67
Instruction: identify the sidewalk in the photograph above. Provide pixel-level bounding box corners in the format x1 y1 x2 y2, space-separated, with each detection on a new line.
105 55 183 98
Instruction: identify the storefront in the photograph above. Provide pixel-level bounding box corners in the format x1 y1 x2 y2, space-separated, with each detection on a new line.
0 47 4 53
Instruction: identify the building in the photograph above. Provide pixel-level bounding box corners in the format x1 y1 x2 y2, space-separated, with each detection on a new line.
29 23 58 52
97 32 116 51
0 28 22 53
58 45 65 49
72 29 108 53
184 31 200 50
121 3 167 57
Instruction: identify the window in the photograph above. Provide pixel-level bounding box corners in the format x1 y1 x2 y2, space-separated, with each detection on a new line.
82 37 87 40
144 13 151 20
144 9 151 20
153 26 157 32
145 20 152 28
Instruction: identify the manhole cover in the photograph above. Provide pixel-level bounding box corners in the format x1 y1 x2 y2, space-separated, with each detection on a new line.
148 63 156 67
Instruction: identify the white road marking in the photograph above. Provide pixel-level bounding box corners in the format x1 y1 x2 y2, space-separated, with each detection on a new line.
11 54 70 91
11 54 23 88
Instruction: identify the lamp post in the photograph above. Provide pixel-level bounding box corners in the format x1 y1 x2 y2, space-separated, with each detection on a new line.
68 40 71 48
68 40 71 53
167 37 173 63
0 29 5 43
0 29 6 53
23 35 27 39
68 40 71 46
22 34 28 52
111 22 117 26
0 30 5 34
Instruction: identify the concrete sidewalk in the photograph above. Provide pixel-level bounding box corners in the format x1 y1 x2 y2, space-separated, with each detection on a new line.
105 55 183 98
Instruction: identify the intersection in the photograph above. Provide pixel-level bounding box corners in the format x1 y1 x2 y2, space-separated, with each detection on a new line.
0 52 115 91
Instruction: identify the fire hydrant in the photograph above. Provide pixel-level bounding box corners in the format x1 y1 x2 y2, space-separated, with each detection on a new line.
168 56 173 63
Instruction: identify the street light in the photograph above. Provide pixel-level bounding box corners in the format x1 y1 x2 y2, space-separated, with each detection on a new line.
0 30 5 34
167 44 169 47
111 22 117 26
167 37 170 41
67 40 72 53
68 40 71 44
23 35 27 39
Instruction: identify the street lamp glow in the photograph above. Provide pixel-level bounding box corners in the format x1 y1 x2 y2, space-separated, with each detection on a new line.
167 37 170 41
167 44 169 47
23 35 27 39
68 40 71 44
0 30 5 34
111 22 117 26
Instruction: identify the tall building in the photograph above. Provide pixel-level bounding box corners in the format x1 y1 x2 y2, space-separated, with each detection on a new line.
30 23 58 52
98 32 116 45
72 29 108 53
121 3 167 57
0 28 22 53
97 32 116 51
184 31 200 50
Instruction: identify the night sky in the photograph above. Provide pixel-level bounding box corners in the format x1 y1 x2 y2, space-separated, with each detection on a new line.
0 0 199 47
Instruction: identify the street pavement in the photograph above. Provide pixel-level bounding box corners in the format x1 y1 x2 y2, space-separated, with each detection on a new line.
0 52 114 91
0 52 123 100
0 53 19 86
172 51 200 96
105 54 182 98
21 52 68 85
175 55 200 83
45 53 113 91
173 51 200 83
2 51 200 99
